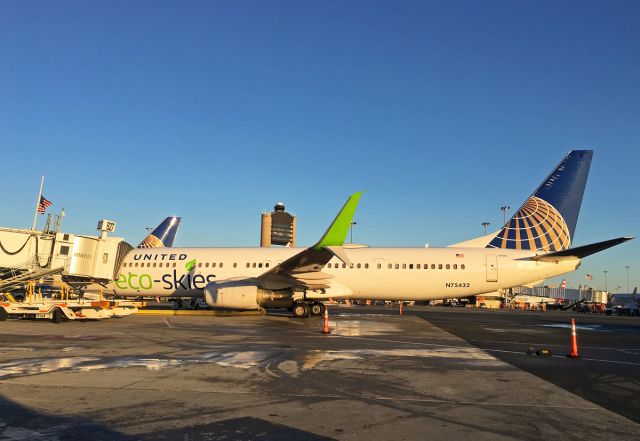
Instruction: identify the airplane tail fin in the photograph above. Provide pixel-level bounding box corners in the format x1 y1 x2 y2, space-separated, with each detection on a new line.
487 150 592 252
137 217 181 248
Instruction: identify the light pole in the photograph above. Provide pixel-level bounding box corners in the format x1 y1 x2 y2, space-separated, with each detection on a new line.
350 221 357 244
481 222 490 235
500 206 511 227
603 270 608 292
625 266 631 292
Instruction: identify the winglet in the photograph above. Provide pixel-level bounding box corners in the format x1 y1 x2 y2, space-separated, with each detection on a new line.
314 192 363 250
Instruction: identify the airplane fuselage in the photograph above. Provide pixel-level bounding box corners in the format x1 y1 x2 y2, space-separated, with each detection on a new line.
109 246 580 301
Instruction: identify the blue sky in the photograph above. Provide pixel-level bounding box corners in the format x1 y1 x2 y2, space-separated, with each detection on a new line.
1 0 638 292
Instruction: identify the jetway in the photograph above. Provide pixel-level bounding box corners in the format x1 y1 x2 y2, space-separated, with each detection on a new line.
511 285 608 304
0 218 132 291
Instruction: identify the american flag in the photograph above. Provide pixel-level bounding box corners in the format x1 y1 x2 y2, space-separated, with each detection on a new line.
560 279 567 289
37 195 52 214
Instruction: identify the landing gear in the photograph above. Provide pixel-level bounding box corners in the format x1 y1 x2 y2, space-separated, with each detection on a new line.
309 302 325 316
292 302 310 318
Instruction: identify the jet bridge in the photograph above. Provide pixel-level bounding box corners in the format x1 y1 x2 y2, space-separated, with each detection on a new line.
0 218 132 292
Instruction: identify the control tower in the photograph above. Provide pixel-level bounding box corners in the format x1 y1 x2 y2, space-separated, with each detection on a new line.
260 203 296 247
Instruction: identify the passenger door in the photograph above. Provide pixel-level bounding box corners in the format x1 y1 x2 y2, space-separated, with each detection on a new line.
486 255 498 282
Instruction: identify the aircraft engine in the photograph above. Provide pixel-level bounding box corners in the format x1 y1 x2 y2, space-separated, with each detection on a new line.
204 281 262 310
204 280 293 310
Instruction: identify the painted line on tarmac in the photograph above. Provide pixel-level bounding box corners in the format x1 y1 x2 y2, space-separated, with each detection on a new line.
317 335 640 366
478 348 640 366
313 334 471 350
467 338 637 351
577 357 640 366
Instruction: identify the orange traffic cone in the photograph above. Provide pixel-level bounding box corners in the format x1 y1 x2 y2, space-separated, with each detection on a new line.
568 318 579 358
322 306 331 335
399 301 403 316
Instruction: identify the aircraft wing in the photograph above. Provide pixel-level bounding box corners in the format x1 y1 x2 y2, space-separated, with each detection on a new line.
530 237 634 262
256 192 362 291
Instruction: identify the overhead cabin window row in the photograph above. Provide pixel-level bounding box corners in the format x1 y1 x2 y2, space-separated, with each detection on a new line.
325 262 466 270
122 261 276 270
125 262 179 268
197 262 224 268
245 262 270 269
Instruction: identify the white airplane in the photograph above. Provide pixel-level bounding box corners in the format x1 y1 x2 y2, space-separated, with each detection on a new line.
108 150 633 317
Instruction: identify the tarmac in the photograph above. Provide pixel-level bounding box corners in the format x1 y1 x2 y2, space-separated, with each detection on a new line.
0 306 639 440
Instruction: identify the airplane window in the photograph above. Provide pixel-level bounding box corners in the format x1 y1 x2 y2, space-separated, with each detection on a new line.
233 263 237 268
461 264 466 270
258 263 263 268
264 263 268 268
357 263 361 269
252 263 257 268
342 263 346 268
172 263 176 268
424 264 428 269
365 263 369 269
212 263 216 268
196 263 201 268
350 263 354 269
327 263 332 268
377 263 381 269
453 264 458 270
446 264 450 269
409 264 413 269
388 263 392 269
416 264 420 269
431 264 436 269
205 263 209 268
438 264 443 269
220 263 223 268
147 263 151 267
402 264 407 269
246 263 250 268
395 264 399 269
166 263 170 267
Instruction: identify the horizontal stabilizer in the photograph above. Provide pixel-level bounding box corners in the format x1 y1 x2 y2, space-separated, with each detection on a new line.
531 237 634 262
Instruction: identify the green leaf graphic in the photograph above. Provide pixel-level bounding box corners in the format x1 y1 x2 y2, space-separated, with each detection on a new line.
185 258 197 272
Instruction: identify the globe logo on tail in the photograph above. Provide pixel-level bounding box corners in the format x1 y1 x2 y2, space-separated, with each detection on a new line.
138 234 165 248
487 196 571 252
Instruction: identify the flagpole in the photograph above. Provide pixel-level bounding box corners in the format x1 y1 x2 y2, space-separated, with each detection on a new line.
31 175 44 231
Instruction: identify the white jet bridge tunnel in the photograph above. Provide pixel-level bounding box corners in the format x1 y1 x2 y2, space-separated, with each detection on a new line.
0 217 132 293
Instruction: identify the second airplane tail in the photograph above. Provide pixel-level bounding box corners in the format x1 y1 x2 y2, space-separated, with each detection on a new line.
138 217 181 248
486 150 592 252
